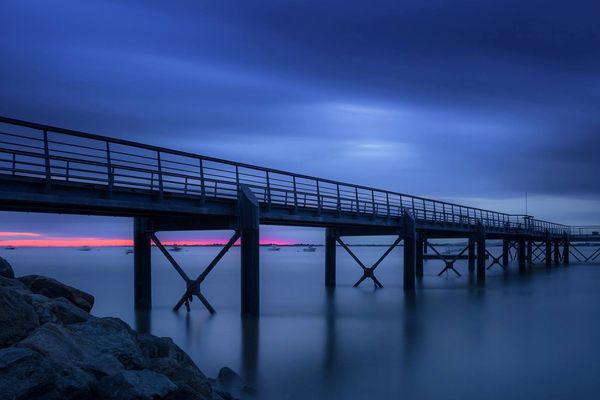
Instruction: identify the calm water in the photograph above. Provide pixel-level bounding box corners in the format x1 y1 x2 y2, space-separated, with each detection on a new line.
4 244 600 399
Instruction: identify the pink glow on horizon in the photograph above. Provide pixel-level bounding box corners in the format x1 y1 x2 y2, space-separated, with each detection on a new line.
0 231 43 237
0 235 298 247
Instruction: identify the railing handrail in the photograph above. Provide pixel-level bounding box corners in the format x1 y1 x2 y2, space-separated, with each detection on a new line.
0 115 587 235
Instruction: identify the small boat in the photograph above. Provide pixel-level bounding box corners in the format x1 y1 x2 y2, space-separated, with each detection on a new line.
170 244 183 252
4 246 16 250
303 245 317 252
126 249 133 255
267 245 281 251
77 246 92 251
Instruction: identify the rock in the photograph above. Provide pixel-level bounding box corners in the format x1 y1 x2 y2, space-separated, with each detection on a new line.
0 346 57 400
0 275 27 290
15 323 123 379
18 275 95 312
213 367 254 400
0 256 14 279
0 288 39 348
94 370 178 400
67 317 146 370
24 293 89 325
139 334 213 398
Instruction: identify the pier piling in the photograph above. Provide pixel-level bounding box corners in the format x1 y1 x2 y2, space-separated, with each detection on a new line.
134 217 152 310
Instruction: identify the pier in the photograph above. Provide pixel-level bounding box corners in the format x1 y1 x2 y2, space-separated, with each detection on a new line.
0 116 598 316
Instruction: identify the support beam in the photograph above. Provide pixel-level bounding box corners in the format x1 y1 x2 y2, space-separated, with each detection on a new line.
325 228 337 287
545 231 552 269
476 221 486 285
416 233 424 278
468 237 475 272
527 240 533 266
239 185 260 317
403 211 416 290
502 240 509 267
133 217 152 310
563 234 570 265
518 237 526 273
553 239 560 266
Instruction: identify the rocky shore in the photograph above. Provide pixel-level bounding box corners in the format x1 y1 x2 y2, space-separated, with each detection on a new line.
0 257 251 400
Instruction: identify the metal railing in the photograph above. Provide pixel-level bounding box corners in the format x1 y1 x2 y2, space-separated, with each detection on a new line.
0 116 576 235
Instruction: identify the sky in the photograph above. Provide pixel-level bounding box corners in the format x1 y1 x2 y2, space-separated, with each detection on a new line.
0 0 599 246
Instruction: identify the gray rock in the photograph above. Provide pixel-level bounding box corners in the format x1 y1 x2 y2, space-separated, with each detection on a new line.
0 346 57 400
24 293 89 325
94 370 177 400
67 317 146 370
18 275 95 312
213 367 254 400
0 275 27 290
0 288 39 348
15 322 123 379
0 256 14 279
139 334 213 398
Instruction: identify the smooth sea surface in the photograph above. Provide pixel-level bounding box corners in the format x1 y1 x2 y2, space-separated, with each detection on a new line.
4 244 600 399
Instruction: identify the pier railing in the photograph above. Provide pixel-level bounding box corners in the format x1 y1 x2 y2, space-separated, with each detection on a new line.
0 116 573 235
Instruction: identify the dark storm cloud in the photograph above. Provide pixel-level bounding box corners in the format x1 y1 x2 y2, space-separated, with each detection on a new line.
0 0 598 235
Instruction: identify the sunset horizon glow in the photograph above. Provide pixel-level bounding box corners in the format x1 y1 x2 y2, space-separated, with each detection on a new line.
0 232 299 247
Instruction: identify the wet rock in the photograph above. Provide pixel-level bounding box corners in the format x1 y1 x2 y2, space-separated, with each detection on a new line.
0 256 14 279
25 293 89 325
67 317 146 370
94 370 178 400
212 367 254 400
139 334 213 398
18 274 95 312
15 323 123 379
0 275 27 290
0 346 57 400
0 288 39 348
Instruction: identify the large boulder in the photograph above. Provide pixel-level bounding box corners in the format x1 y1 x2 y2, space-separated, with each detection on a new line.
15 323 123 379
66 317 147 370
138 334 213 398
94 370 178 400
0 288 39 347
18 275 95 312
212 367 254 400
0 256 14 279
0 346 57 400
24 293 89 325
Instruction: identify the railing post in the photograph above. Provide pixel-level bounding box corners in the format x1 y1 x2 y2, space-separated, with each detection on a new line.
355 187 359 217
199 159 206 204
266 171 272 211
371 190 376 218
293 176 298 212
11 153 16 176
336 184 341 216
316 179 321 215
157 151 163 201
106 141 113 197
386 192 390 219
43 129 51 192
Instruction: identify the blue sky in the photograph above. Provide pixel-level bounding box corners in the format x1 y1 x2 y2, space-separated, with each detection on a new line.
0 1 599 244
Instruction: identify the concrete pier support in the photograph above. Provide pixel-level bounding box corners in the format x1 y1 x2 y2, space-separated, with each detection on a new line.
416 233 424 278
403 211 416 290
563 234 570 265
545 232 552 269
476 222 486 285
468 237 475 272
134 217 152 310
518 237 526 273
325 228 337 287
239 186 260 316
502 240 509 267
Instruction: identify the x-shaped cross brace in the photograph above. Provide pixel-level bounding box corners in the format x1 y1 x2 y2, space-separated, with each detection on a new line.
426 242 468 277
337 236 402 288
151 231 240 314
506 241 518 261
485 249 506 271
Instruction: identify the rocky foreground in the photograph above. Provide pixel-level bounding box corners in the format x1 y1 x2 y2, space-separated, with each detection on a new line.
0 258 251 400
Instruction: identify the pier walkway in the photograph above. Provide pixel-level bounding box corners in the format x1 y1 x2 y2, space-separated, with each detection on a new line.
1 116 598 315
